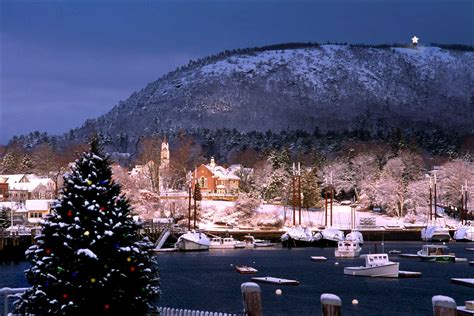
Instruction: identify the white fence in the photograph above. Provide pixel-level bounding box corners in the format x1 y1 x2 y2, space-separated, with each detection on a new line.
158 307 240 316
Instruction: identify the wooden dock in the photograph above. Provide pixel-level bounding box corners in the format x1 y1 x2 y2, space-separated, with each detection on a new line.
451 278 474 288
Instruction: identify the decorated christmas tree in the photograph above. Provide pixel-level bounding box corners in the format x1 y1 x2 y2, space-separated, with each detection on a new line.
15 138 160 315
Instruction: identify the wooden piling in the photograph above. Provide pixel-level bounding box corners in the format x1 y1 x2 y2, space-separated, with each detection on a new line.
241 282 262 316
432 295 457 316
321 293 341 316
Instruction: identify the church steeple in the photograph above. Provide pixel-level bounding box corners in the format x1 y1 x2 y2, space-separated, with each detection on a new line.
160 136 170 169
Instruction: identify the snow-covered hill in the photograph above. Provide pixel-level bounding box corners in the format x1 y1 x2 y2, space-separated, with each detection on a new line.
71 44 473 152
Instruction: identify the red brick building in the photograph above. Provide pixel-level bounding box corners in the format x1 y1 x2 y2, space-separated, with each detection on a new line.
193 158 240 194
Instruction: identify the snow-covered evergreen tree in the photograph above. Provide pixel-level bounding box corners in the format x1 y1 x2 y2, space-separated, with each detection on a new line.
15 138 159 315
0 207 10 228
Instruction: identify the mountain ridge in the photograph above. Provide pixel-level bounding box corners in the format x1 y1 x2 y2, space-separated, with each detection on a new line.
19 43 474 154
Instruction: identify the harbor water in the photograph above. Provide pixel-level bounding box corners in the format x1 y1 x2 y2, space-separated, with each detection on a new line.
1 241 473 315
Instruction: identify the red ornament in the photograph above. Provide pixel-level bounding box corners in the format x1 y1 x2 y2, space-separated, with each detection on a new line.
130 266 135 272
62 293 68 299
100 206 106 212
104 304 110 310
45 248 51 255
67 210 73 217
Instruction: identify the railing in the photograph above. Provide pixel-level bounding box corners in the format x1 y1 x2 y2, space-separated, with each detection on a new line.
158 307 240 316
1 287 29 316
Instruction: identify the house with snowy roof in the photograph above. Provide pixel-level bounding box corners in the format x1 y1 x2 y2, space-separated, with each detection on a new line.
193 157 241 195
0 174 56 202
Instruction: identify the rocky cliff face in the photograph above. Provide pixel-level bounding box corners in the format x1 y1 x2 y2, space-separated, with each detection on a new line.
69 44 473 152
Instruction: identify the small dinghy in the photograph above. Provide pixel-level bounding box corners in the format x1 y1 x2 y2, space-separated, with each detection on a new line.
388 250 402 255
310 256 327 262
417 244 455 263
251 276 300 286
235 266 258 274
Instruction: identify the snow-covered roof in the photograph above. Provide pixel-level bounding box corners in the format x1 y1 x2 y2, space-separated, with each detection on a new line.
8 177 54 192
204 164 240 181
0 174 28 184
25 199 54 211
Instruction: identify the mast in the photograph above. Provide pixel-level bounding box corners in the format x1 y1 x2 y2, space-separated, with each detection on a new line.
292 162 296 226
433 171 437 220
461 185 464 225
193 168 197 229
429 177 432 222
324 187 328 227
188 178 192 230
298 162 302 225
330 172 333 227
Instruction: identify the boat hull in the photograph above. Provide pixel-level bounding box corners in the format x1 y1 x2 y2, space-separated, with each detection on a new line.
176 239 209 251
282 238 316 248
344 262 399 277
418 255 455 263
335 249 361 258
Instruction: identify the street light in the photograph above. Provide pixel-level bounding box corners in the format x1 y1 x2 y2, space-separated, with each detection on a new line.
412 36 419 47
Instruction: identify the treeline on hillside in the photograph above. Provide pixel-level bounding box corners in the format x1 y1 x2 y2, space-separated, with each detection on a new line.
4 126 472 167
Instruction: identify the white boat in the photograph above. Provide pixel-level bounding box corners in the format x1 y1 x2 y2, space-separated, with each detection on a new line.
344 253 399 277
313 228 344 247
421 225 451 242
454 223 474 242
345 231 364 245
175 231 210 251
245 235 274 248
209 236 245 249
335 240 362 258
416 244 455 263
281 227 317 247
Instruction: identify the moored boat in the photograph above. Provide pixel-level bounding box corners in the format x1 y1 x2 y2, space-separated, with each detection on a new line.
335 239 362 258
209 236 245 249
281 226 318 247
235 266 258 274
344 253 399 277
416 244 455 263
313 228 344 247
453 223 474 242
421 225 451 242
175 231 210 251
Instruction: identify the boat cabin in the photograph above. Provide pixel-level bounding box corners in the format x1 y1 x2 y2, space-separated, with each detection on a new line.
366 254 390 267
421 245 449 256
338 241 360 250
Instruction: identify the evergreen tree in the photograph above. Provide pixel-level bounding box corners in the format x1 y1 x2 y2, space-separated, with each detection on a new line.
301 169 320 209
19 154 33 173
193 182 202 201
15 138 159 315
0 207 10 229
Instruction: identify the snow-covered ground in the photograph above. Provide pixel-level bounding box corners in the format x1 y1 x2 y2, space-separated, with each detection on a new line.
199 200 460 230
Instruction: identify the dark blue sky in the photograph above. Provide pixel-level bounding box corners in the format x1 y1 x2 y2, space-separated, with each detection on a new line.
1 0 472 144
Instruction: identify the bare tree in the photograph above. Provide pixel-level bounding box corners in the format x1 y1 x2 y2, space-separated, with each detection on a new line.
137 136 162 193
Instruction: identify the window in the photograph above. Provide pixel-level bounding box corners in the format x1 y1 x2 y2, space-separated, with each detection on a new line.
199 177 208 188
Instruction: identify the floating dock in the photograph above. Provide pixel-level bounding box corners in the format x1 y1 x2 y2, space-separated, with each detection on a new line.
451 278 474 288
398 270 422 278
310 256 328 262
235 266 258 274
251 276 300 286
399 253 419 258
